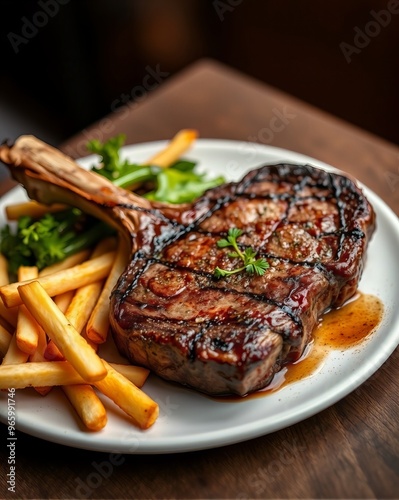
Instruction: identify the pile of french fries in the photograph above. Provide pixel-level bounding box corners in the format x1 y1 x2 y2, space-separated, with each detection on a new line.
0 129 198 432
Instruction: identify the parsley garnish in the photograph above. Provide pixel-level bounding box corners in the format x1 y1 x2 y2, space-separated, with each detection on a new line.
0 210 113 276
214 228 269 278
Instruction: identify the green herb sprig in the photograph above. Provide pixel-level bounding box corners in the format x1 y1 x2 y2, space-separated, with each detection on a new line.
214 228 269 278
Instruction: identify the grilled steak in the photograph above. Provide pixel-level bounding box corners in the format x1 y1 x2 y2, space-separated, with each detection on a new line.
0 136 376 395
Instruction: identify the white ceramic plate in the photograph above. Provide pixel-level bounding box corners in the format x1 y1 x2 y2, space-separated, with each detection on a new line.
1 139 398 454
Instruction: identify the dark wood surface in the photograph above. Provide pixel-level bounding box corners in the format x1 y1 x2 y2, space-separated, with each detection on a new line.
0 59 398 499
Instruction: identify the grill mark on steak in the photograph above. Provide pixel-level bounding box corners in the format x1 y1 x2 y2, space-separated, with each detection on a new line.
0 137 376 396
142 258 305 327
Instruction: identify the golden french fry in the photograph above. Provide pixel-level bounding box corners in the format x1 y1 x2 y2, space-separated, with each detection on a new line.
16 266 40 354
0 305 16 333
18 281 107 383
0 250 115 308
5 200 66 220
62 384 107 431
0 259 12 349
0 255 12 339
43 322 97 361
2 269 31 365
54 290 75 313
29 322 47 362
29 322 52 396
39 249 91 277
44 290 77 361
109 363 150 387
0 360 87 387
15 306 40 355
0 358 151 393
44 340 64 361
146 129 198 168
0 354 150 388
0 254 9 286
86 239 128 343
66 278 104 333
0 299 18 329
57 238 116 424
95 360 158 429
2 333 29 365
32 383 52 396
0 324 12 358
64 239 113 335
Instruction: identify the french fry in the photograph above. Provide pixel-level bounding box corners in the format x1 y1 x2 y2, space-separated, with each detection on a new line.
44 341 64 361
18 281 107 383
62 384 107 431
54 290 75 313
16 266 40 354
29 322 47 364
2 333 29 365
64 238 114 335
2 264 33 367
0 302 17 332
86 239 128 343
0 254 18 330
30 327 52 396
0 360 88 387
42 349 149 386
0 360 149 390
109 363 150 387
0 254 9 286
0 324 12 358
52 238 115 361
58 238 116 428
146 129 198 168
64 279 103 335
94 361 158 429
38 249 91 277
2 267 34 365
0 250 115 308
43 289 77 361
0 257 22 361
5 200 66 220
15 305 40 355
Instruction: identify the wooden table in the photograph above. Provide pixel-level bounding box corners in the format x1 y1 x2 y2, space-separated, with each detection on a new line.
1 59 398 499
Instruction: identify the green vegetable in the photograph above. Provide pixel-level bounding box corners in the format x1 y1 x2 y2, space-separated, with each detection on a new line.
145 163 225 204
214 228 269 278
0 209 113 275
87 135 225 204
87 134 130 181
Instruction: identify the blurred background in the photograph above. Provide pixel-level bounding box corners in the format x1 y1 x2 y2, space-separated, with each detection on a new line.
0 0 398 149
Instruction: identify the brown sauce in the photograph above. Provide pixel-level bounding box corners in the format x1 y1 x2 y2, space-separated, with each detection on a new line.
217 292 384 401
